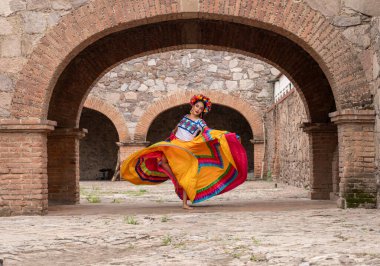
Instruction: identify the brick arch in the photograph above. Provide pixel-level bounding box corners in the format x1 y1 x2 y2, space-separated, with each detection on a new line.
83 96 130 142
10 0 370 126
134 91 263 141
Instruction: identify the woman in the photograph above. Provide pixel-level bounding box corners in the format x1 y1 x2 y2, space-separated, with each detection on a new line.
120 94 248 209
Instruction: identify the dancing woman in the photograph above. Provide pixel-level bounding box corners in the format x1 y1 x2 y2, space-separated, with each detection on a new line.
120 94 248 209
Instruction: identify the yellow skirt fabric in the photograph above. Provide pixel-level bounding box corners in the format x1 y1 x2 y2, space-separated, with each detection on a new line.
120 128 248 203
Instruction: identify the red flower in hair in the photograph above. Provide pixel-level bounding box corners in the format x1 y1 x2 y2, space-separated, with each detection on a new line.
190 94 212 113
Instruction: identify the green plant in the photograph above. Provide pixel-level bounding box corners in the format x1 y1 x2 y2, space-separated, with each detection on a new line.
251 236 261 246
162 235 172 246
250 253 267 262
161 216 168 222
122 189 148 196
124 215 138 225
86 194 101 203
174 241 185 248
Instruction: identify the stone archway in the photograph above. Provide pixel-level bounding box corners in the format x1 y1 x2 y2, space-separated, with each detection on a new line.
84 96 130 142
1 0 375 214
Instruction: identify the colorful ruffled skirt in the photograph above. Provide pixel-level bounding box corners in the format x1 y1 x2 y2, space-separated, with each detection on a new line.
120 128 248 203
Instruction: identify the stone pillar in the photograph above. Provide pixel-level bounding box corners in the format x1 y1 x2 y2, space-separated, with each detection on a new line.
250 138 265 179
330 110 377 208
47 128 87 204
118 141 150 162
0 119 56 216
301 123 338 200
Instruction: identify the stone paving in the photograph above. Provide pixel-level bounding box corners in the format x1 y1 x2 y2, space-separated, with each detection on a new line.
0 180 379 266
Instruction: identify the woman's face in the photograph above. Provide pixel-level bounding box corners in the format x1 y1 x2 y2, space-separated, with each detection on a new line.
192 101 205 116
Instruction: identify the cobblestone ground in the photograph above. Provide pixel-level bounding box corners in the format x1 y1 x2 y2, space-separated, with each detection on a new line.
1 180 379 266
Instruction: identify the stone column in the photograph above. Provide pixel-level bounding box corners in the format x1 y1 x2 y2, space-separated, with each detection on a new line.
301 123 338 200
250 138 265 179
118 141 151 162
47 128 87 204
330 110 377 208
0 119 56 216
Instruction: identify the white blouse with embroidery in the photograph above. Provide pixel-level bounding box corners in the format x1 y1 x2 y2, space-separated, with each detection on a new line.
175 115 207 141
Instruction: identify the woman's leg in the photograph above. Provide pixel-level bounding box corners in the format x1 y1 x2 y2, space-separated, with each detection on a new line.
160 155 193 210
182 190 193 210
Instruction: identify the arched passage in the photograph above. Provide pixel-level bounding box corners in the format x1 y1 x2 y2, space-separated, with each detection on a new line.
79 108 119 181
2 0 375 214
84 96 131 142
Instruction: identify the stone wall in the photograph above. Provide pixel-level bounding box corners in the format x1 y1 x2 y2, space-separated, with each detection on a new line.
0 0 91 117
265 90 310 188
90 49 277 138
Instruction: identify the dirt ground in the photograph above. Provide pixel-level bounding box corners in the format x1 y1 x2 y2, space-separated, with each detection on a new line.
1 180 379 265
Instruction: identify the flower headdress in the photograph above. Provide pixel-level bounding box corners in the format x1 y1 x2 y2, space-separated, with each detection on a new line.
190 94 212 114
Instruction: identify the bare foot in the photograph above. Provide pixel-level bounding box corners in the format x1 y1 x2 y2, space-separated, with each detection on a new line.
182 205 193 210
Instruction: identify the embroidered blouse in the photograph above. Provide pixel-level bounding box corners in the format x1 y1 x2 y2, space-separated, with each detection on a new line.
175 115 207 141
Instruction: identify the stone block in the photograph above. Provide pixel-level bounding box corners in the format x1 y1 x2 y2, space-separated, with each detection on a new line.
229 58 239 69
70 0 89 9
10 0 27 13
332 16 361 27
144 79 155 87
207 64 217 72
253 64 265 72
124 92 137 101
147 59 156 66
164 77 175 84
226 80 238 90
0 74 13 91
1 35 21 57
0 92 12 115
305 0 341 17
233 73 243 80
0 0 12 16
138 84 148 92
52 0 72 10
240 79 255 90
0 58 27 73
210 81 224 90
342 25 371 49
26 0 51 10
248 69 260 79
129 80 140 91
48 12 62 27
231 67 243 73
22 12 47 34
270 68 280 76
257 87 270 98
344 0 380 17
21 34 42 56
0 18 13 35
